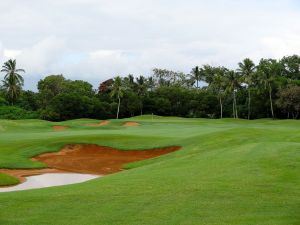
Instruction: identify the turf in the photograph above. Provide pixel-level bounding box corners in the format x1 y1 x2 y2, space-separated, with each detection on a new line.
0 116 299 225
0 173 19 186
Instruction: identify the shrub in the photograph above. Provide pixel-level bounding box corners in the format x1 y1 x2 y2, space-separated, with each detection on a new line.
0 106 39 120
0 97 7 106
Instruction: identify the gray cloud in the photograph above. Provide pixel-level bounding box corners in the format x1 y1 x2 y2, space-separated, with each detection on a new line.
0 0 300 90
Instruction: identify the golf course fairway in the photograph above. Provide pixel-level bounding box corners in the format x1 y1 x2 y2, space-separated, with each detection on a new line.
0 116 299 225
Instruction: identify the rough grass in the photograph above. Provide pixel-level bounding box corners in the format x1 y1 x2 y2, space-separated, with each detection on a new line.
0 116 299 225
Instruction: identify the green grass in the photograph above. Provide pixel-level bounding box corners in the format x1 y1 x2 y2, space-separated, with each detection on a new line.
0 116 299 225
0 173 19 186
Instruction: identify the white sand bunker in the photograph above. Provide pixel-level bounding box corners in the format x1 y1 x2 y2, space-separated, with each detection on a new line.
0 173 99 192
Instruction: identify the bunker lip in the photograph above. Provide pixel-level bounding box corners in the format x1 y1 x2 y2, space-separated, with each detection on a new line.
123 122 140 127
85 120 110 127
0 144 181 187
52 125 68 131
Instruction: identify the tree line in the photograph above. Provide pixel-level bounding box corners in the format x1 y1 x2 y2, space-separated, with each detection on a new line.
1 56 300 121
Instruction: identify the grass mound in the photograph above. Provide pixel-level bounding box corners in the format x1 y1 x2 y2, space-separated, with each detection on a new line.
0 173 19 186
85 120 110 127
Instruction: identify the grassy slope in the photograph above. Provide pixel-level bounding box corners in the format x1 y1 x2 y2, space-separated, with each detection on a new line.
0 117 299 225
0 173 19 186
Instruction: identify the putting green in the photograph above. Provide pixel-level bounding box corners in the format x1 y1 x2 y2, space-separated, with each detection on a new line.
0 116 299 225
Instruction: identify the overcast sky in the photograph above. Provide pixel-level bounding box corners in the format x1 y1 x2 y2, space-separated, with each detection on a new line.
0 0 300 90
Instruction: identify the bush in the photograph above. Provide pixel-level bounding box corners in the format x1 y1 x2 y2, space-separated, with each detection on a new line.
0 106 39 120
39 93 91 121
0 97 7 106
93 101 113 119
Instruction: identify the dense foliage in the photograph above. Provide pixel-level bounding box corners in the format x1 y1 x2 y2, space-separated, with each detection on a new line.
1 55 300 121
0 106 38 120
0 59 25 105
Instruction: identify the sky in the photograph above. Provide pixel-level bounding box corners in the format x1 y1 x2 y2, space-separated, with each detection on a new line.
0 0 300 90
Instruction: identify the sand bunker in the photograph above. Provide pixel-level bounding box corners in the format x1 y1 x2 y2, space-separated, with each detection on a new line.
33 144 180 175
0 168 63 183
85 120 110 127
0 144 181 187
99 120 110 126
123 122 140 127
0 173 99 192
52 125 68 131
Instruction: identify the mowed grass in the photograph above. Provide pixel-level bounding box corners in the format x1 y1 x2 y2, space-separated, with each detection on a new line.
0 116 299 225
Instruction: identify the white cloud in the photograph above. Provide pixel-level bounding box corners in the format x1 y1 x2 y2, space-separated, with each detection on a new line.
3 50 22 59
260 35 300 59
90 50 122 60
16 36 67 74
0 42 3 61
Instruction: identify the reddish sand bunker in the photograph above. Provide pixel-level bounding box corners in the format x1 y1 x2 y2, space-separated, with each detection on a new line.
33 144 180 175
0 145 181 185
99 120 110 126
124 122 140 127
52 125 68 131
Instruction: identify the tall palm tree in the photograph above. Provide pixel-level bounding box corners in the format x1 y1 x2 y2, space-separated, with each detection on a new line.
136 76 147 115
257 59 281 119
191 66 203 88
211 68 227 119
237 58 256 120
225 70 241 118
123 74 135 90
110 76 124 119
147 76 155 92
1 59 25 105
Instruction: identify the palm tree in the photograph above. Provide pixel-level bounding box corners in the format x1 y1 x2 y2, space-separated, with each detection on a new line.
1 59 25 105
147 76 155 92
237 58 256 120
225 70 241 118
123 74 135 90
211 74 225 119
211 68 227 119
257 59 281 119
191 66 203 88
110 76 124 119
136 76 147 115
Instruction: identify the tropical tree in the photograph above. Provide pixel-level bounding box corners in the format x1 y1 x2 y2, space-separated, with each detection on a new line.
110 76 124 119
237 58 256 119
210 68 227 118
201 65 218 85
153 68 171 86
280 55 300 80
0 59 25 105
191 66 203 88
147 76 155 92
225 70 241 118
123 74 135 90
136 76 147 115
257 59 282 119
276 84 300 119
